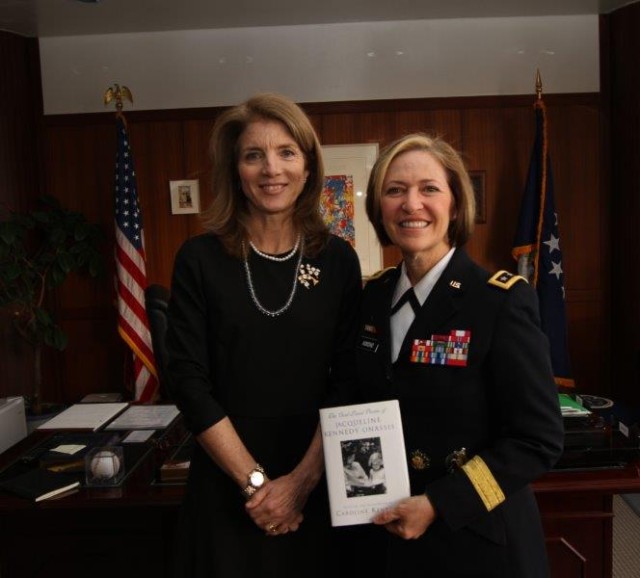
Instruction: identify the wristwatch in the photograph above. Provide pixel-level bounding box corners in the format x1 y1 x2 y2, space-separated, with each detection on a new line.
242 464 266 499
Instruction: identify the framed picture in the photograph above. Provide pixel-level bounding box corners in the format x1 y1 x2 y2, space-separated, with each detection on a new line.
169 179 200 215
469 170 486 224
321 144 382 277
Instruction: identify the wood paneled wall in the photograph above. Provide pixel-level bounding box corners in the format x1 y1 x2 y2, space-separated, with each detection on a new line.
36 93 607 403
0 32 43 400
603 5 640 405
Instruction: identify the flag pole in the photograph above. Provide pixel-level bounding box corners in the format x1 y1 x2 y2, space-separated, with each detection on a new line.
512 69 575 388
105 85 160 403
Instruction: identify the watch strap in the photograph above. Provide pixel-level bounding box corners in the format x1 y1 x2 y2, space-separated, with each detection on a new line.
241 463 266 499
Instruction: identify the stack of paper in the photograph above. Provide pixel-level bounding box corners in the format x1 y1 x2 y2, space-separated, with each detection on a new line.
37 403 129 432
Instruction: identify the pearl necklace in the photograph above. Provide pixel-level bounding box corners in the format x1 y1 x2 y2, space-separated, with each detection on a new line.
242 238 304 317
249 235 301 262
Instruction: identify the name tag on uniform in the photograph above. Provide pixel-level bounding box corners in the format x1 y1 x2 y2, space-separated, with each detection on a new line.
410 330 471 366
358 335 380 353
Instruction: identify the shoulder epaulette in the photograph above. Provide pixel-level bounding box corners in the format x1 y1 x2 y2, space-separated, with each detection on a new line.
487 270 527 290
364 267 396 285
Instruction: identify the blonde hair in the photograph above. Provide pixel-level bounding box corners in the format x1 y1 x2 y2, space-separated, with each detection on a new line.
201 93 328 257
365 133 476 247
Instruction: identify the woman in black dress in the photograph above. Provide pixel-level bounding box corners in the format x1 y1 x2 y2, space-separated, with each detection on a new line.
167 93 362 577
356 134 564 577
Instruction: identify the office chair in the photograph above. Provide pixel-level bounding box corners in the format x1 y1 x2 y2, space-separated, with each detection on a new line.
145 283 172 401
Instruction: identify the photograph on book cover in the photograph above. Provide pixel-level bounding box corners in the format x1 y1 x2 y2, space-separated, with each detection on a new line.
320 400 410 526
321 144 382 278
341 437 387 498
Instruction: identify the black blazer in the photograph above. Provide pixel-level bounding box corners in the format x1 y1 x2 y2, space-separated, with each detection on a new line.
355 248 564 578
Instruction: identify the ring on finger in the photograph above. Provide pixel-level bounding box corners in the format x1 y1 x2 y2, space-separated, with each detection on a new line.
266 522 278 533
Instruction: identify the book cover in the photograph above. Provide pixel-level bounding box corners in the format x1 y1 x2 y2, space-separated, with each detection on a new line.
319 400 410 526
0 468 80 502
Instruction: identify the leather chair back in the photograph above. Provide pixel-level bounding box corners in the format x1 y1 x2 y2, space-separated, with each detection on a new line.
145 284 171 400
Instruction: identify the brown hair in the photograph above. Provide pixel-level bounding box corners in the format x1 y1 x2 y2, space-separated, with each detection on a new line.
365 133 475 248
201 93 328 257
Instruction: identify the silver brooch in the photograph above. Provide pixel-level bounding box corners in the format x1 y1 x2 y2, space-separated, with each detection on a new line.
298 264 320 289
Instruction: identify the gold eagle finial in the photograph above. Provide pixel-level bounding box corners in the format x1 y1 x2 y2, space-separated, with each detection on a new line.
104 84 133 111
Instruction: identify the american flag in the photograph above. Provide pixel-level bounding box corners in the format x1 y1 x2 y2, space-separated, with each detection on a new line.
512 99 574 388
114 115 159 402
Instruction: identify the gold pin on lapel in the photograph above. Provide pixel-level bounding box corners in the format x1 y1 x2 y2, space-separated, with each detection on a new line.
449 280 462 289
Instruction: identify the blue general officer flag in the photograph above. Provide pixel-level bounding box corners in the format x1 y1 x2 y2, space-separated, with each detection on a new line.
512 100 574 388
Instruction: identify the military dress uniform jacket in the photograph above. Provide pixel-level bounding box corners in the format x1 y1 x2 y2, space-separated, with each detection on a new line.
356 249 564 578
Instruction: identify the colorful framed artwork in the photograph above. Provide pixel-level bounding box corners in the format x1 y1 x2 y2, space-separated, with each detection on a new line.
169 179 200 215
321 144 381 277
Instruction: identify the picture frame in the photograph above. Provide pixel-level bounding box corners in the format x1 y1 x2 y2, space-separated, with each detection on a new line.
169 179 200 215
321 144 382 277
469 170 486 224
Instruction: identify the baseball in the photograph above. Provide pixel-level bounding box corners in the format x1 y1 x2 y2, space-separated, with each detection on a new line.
90 450 121 480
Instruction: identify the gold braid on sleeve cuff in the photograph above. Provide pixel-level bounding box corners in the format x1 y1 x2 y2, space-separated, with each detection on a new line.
461 455 506 511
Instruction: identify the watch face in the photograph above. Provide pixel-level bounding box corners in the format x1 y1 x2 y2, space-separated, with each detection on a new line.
249 470 265 488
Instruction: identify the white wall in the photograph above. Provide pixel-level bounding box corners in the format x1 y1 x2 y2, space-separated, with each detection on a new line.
39 15 599 115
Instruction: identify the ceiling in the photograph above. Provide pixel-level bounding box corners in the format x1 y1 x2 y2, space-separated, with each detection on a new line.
0 0 636 38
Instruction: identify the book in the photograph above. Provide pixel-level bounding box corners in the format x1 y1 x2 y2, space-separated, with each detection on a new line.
159 456 191 483
158 435 194 483
559 394 591 417
319 400 410 526
0 468 80 502
105 404 180 430
36 402 129 431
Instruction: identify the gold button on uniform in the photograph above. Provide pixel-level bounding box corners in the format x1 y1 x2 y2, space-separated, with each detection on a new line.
409 449 430 471
445 447 468 473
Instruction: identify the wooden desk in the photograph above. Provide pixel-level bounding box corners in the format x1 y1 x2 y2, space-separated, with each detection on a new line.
0 429 185 578
1 432 639 578
535 462 640 578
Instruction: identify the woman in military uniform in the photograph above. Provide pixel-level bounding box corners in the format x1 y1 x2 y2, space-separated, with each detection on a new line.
356 133 564 577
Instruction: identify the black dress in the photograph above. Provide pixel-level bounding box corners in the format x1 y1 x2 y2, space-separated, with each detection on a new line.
167 233 362 578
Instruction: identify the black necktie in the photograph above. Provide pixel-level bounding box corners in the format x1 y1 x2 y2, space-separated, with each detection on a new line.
391 288 420 315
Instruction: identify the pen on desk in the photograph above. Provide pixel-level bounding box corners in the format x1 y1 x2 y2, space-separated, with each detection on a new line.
47 460 85 473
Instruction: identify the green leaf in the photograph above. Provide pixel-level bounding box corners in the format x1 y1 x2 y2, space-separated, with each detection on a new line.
89 254 102 277
0 221 24 245
50 265 65 286
51 326 68 351
50 227 67 245
57 252 73 274
2 263 22 281
34 307 52 324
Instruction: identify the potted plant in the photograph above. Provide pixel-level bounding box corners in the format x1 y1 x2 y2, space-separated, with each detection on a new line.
0 195 104 415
